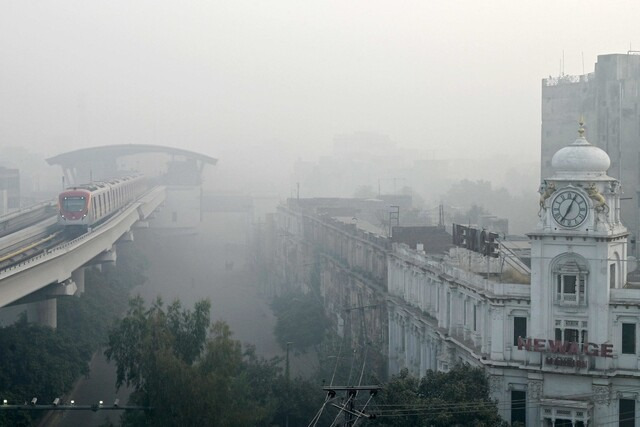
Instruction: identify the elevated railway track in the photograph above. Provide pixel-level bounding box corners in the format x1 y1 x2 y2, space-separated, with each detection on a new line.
0 186 166 314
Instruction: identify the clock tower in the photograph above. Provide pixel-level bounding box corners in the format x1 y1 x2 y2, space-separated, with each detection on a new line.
529 120 627 368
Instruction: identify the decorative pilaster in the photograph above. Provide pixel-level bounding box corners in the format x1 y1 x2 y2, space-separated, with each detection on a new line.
593 385 611 406
528 380 543 401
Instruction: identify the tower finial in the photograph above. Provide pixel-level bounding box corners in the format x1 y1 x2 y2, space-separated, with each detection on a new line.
578 115 585 138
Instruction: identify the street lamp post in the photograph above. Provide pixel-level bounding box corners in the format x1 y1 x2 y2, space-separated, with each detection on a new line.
285 342 292 383
285 342 293 427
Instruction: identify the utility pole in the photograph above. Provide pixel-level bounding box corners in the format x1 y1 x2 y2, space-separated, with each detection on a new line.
321 385 380 426
308 305 381 427
389 205 400 237
285 341 292 427
285 342 292 382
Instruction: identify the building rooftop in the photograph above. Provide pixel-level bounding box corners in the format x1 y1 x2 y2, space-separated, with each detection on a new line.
333 216 386 237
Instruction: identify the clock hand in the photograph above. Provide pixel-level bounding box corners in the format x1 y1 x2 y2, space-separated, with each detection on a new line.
561 195 577 221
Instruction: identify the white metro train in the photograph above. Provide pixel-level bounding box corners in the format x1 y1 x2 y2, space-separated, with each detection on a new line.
58 175 146 228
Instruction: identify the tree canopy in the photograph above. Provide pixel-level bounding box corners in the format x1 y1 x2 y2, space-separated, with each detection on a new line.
106 296 323 426
0 244 148 426
271 290 329 353
371 365 506 427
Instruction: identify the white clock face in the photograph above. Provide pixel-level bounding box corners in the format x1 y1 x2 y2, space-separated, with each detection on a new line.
551 190 588 228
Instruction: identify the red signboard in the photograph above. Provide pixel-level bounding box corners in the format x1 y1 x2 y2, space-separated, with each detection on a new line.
518 337 613 358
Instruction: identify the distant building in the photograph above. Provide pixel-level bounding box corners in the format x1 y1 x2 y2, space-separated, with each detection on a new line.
46 145 217 233
390 225 453 254
541 53 640 255
479 215 509 235
271 198 391 379
0 167 20 214
388 125 640 425
266 197 463 380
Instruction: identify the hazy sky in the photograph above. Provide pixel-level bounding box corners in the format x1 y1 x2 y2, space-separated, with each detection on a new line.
1 1 639 165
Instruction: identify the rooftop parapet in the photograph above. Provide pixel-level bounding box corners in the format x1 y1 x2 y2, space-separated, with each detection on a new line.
543 73 594 87
393 243 530 298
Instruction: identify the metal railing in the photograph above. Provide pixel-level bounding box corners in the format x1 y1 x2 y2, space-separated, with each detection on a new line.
0 187 164 279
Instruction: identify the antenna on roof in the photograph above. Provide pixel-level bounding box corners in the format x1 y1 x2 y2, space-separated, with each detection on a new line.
559 58 562 77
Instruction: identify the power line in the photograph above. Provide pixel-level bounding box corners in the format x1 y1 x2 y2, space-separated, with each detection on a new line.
369 384 640 422
0 401 147 412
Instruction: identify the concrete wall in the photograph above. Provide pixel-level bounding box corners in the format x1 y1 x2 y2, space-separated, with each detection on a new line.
542 54 640 255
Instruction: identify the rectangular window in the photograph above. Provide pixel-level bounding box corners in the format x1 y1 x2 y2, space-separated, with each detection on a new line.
622 323 636 355
610 263 617 289
513 317 527 346
62 196 86 212
620 398 635 427
511 390 526 425
555 327 586 344
555 319 588 345
556 274 586 304
564 275 577 294
565 328 579 343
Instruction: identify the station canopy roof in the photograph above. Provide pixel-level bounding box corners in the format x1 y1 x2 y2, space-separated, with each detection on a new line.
47 144 217 167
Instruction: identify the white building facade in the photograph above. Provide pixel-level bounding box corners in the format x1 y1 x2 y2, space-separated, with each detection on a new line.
388 125 640 426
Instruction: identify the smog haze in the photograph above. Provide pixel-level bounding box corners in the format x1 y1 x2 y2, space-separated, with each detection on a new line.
1 1 639 202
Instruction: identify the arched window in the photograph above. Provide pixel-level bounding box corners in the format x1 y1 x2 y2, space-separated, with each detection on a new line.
552 255 588 306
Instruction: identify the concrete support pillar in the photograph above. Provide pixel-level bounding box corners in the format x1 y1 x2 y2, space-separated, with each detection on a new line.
91 247 117 266
72 267 85 295
27 299 57 329
119 230 134 242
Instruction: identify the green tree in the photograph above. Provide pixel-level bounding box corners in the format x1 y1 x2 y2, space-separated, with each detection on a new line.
0 244 149 426
106 296 323 426
0 315 89 426
372 365 506 427
271 290 329 353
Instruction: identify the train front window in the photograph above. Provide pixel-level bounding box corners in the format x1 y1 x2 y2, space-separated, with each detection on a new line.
63 196 86 212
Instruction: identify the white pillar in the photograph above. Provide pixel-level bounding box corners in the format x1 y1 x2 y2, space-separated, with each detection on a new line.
72 267 85 295
27 299 57 329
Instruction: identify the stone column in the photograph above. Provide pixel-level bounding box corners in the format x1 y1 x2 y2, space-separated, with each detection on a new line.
490 306 505 361
425 338 432 371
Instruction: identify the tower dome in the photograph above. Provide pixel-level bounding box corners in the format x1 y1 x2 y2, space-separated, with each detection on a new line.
551 120 611 179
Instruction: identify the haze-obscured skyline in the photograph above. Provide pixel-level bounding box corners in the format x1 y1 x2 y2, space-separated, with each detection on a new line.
1 1 639 165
